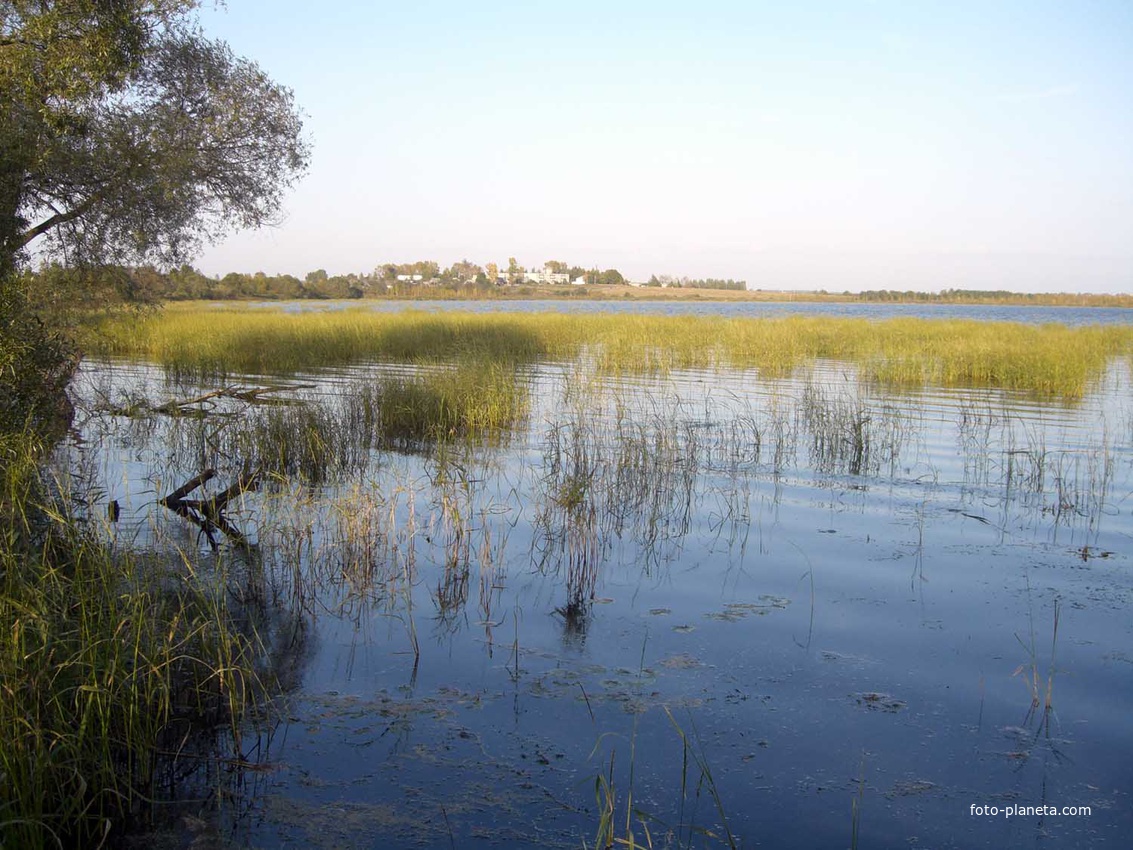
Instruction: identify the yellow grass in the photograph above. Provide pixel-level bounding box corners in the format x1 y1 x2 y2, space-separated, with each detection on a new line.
84 304 1133 399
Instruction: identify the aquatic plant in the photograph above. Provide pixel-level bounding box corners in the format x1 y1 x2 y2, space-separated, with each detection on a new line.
0 437 261 848
590 711 737 849
799 380 909 477
86 306 1133 399
357 363 530 448
1014 595 1062 734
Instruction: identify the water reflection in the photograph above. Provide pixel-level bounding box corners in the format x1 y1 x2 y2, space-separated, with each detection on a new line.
64 354 1133 848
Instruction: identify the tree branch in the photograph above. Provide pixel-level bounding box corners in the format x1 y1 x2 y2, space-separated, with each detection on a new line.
15 195 99 249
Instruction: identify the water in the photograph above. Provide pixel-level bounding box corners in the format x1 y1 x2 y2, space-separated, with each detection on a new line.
231 297 1133 327
65 353 1133 848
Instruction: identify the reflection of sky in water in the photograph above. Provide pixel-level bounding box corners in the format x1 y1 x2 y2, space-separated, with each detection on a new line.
64 356 1133 848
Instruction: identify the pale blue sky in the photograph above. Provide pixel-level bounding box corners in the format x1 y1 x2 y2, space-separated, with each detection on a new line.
196 1 1133 292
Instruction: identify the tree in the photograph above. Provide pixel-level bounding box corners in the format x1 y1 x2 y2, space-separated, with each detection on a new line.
446 259 482 283
591 268 624 286
1 1 308 434
1 1 310 274
506 257 523 284
167 263 211 299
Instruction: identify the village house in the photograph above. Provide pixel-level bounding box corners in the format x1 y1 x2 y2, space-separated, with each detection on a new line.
523 267 571 285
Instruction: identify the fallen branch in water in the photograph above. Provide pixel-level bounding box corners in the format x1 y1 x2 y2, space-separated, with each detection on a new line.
161 469 218 505
105 384 316 418
160 465 261 550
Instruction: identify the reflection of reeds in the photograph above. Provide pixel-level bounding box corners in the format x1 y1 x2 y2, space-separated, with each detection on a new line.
476 519 509 653
151 365 528 488
957 395 1000 485
997 417 1118 530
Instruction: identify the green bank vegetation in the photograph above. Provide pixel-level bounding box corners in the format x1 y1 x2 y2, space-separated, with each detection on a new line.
87 305 1133 400
21 264 1133 307
0 435 260 848
855 288 1133 308
1 0 309 844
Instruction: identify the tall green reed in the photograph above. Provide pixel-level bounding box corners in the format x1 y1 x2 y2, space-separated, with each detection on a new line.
0 436 261 849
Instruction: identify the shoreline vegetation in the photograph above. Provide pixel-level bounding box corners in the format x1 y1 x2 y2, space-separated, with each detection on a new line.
88 306 1133 400
21 263 1133 309
0 432 259 850
247 283 1133 308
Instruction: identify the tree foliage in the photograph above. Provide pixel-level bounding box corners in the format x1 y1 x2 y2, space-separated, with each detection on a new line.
0 0 310 273
646 275 746 290
0 1 309 438
0 274 74 434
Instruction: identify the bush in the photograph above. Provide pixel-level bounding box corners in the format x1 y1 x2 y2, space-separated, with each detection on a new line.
0 275 77 439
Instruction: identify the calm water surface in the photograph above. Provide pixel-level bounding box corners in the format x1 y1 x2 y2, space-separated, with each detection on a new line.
234 297 1133 327
66 351 1133 848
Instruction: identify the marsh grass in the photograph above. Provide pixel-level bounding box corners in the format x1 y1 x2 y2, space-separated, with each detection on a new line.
1014 595 1062 734
534 390 708 595
850 751 867 850
358 364 529 448
45 318 1129 845
87 307 1133 399
590 710 736 849
87 306 554 379
0 438 261 849
139 364 529 498
800 381 909 477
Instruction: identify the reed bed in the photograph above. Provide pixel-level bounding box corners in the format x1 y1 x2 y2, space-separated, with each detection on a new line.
86 306 1133 399
357 364 529 448
87 305 560 377
0 437 260 849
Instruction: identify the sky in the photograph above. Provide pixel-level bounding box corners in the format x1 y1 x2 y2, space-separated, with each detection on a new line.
194 1 1133 293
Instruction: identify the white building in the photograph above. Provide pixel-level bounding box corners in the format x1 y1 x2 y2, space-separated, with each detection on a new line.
522 267 570 285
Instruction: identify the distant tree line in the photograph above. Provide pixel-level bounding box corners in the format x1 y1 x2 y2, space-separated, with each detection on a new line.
17 258 636 304
646 275 747 290
26 265 1121 308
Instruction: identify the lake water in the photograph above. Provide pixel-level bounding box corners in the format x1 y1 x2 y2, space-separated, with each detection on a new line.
65 336 1132 848
234 297 1133 327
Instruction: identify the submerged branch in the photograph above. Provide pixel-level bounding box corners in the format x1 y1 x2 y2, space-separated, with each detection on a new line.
106 384 316 417
160 465 260 550
161 469 217 505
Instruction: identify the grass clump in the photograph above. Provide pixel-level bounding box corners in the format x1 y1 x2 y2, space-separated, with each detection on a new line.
359 364 529 449
86 305 554 378
0 437 259 849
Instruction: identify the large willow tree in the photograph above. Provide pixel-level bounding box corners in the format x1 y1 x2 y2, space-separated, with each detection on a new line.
0 0 309 431
1 0 309 271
